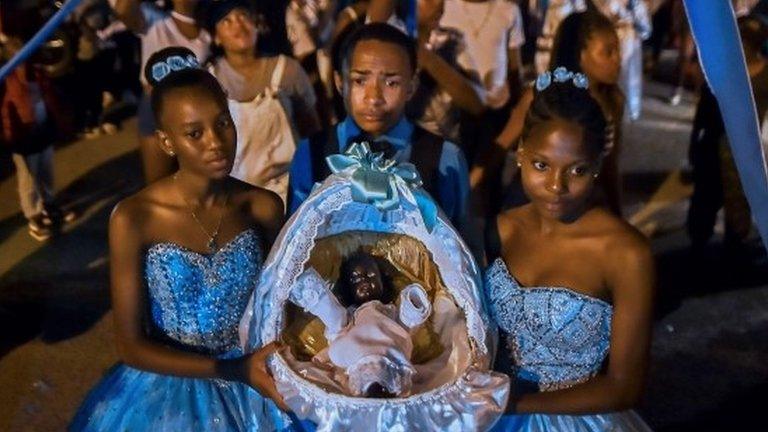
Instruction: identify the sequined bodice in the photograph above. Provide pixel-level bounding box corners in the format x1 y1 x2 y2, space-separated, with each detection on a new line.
145 229 262 356
485 258 613 391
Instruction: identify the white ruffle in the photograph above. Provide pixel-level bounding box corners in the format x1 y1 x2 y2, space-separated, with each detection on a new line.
271 354 510 432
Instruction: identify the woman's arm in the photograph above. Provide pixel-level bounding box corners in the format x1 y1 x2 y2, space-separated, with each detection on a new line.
248 189 285 250
366 0 398 23
510 233 655 414
417 45 485 116
507 47 523 105
468 88 532 223
330 2 368 47
108 200 287 408
470 88 532 191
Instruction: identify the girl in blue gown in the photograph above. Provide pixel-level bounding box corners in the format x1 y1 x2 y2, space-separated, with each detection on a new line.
70 47 289 431
479 69 655 431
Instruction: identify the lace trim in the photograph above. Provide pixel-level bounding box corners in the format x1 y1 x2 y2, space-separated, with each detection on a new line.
270 354 509 431
259 181 350 344
539 373 595 392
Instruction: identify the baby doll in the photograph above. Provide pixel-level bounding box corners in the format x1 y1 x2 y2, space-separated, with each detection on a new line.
289 252 432 398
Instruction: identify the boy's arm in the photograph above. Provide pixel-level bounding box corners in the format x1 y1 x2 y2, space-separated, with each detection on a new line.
418 45 485 116
287 138 314 215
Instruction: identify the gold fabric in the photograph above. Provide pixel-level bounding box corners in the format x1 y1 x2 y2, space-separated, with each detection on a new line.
281 231 448 363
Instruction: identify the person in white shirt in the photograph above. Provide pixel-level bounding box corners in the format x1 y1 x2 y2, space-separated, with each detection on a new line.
205 0 321 204
440 0 525 165
110 0 210 183
535 0 651 120
408 0 485 148
590 0 651 120
438 0 525 134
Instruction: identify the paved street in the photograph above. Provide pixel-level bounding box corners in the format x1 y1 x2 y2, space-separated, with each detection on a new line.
1 79 767 431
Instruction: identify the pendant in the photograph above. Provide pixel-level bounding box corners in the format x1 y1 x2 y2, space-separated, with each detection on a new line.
207 237 218 253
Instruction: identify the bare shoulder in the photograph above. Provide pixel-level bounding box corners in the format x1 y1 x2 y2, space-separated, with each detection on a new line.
109 185 159 234
276 54 308 85
497 204 535 243
586 208 653 272
280 54 303 73
110 178 177 236
228 178 284 223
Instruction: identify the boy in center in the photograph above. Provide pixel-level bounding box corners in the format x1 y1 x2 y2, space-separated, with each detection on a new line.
287 23 470 235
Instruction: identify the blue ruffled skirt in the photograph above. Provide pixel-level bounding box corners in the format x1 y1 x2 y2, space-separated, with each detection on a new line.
491 410 652 431
70 364 287 431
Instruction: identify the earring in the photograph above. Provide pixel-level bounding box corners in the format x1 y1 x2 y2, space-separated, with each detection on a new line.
593 173 599 179
169 151 176 157
516 162 522 168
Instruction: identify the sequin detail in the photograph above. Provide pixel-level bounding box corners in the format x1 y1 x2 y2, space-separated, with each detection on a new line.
485 258 613 391
145 229 262 355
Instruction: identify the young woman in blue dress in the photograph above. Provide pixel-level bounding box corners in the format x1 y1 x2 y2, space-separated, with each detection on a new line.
70 47 289 431
484 69 655 431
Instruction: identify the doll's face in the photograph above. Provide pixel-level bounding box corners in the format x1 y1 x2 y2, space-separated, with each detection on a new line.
344 255 385 305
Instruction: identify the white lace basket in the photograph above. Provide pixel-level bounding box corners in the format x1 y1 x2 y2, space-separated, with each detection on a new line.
240 157 509 431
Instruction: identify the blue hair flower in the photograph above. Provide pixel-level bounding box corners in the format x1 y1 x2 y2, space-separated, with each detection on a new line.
573 73 589 89
552 67 574 83
151 55 200 84
535 71 552 91
535 67 589 91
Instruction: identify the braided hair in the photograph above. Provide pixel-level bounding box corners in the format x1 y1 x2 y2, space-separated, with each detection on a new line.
144 47 228 127
523 79 608 157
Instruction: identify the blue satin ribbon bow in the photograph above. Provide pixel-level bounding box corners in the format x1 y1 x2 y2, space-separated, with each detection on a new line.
326 142 438 232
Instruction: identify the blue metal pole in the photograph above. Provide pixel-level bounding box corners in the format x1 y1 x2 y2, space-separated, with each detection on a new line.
683 0 768 249
0 0 84 81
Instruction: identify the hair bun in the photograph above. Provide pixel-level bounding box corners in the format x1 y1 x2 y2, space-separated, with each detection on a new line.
144 46 201 87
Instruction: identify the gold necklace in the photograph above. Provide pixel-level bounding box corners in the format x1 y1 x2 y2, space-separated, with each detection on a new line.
173 174 229 253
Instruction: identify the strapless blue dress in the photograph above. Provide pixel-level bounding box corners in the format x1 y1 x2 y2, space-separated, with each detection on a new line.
70 229 287 431
485 258 652 431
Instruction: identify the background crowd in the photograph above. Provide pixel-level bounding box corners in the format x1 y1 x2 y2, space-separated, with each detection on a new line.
2 0 767 258
1 0 768 431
